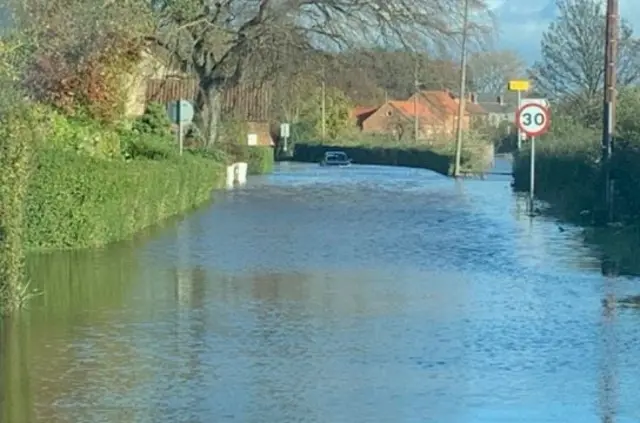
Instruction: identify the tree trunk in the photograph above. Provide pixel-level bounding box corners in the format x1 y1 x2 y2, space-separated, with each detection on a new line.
194 78 223 148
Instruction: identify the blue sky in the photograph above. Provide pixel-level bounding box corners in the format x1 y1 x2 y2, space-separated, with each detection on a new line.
490 0 640 63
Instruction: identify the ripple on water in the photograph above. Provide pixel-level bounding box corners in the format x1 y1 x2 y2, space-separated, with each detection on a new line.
3 162 639 423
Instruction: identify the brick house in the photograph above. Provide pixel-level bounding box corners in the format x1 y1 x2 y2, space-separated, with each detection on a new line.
407 90 471 135
455 92 488 127
354 100 439 140
353 106 378 127
474 93 518 127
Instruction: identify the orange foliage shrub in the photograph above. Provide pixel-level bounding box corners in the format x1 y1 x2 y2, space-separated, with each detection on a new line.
24 36 140 122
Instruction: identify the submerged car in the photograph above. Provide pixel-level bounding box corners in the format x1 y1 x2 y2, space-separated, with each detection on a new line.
320 151 352 167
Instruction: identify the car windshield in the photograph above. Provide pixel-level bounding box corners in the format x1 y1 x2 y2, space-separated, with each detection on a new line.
327 152 347 161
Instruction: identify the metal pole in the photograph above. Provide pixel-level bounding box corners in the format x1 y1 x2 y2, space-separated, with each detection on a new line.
321 65 326 139
414 60 419 142
177 102 183 156
453 0 469 177
602 0 618 222
529 135 535 214
516 91 522 149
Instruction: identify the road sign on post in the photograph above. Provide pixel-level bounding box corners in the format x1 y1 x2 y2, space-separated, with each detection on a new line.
516 102 550 137
516 101 550 216
508 80 529 92
167 100 194 156
280 123 290 152
508 80 530 149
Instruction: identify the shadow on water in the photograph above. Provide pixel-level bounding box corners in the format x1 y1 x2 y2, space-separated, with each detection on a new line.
2 160 640 422
530 187 640 279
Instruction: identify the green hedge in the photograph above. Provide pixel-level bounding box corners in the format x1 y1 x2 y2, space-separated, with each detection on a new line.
293 143 452 176
247 146 274 174
209 143 274 174
24 149 225 250
512 142 640 223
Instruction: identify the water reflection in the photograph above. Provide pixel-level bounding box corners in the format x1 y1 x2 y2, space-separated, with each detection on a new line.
1 318 33 423
599 281 617 423
2 162 640 422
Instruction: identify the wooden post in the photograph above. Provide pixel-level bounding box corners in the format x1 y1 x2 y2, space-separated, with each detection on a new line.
453 0 470 177
602 0 618 223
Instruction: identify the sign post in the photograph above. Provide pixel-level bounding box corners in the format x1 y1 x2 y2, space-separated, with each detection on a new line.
508 80 530 149
167 100 195 155
280 123 290 152
516 101 551 215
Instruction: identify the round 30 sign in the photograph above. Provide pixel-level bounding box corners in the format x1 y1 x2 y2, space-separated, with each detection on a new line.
516 103 550 137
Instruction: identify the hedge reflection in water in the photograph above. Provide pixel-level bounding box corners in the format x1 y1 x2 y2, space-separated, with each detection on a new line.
0 238 214 423
1 241 139 423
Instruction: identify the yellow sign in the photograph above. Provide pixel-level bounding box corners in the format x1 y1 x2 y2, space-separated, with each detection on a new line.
508 80 530 91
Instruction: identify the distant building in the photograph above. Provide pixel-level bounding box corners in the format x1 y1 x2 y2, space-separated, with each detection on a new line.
353 89 493 139
473 92 519 127
354 100 439 140
407 90 477 135
123 45 274 146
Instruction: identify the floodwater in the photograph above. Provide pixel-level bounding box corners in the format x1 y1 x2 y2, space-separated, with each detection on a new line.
2 158 639 423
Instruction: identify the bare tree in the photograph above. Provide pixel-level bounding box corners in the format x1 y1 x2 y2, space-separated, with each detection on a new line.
148 0 493 146
468 50 525 93
530 0 640 120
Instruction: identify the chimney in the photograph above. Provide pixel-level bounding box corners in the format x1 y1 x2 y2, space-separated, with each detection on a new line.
497 95 504 105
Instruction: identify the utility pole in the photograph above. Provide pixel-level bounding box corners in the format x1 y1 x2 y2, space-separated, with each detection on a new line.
321 64 326 139
602 0 618 223
414 59 419 142
453 0 469 177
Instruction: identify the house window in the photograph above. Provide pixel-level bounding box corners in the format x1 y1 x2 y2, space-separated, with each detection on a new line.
386 110 392 116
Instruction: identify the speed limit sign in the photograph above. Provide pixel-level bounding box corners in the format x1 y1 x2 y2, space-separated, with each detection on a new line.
516 103 550 137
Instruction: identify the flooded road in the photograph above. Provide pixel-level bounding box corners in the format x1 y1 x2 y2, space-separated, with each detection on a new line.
2 160 640 423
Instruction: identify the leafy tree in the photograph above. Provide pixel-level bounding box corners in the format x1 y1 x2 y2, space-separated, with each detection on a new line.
468 50 526 93
131 102 173 139
11 0 151 122
615 87 640 143
299 87 352 140
530 0 640 123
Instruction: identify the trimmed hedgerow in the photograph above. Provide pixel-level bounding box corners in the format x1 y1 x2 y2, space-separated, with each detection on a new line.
247 146 274 174
24 148 225 250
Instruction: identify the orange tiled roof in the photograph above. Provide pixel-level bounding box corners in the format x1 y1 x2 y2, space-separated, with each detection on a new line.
388 100 437 122
418 90 466 116
352 106 378 119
